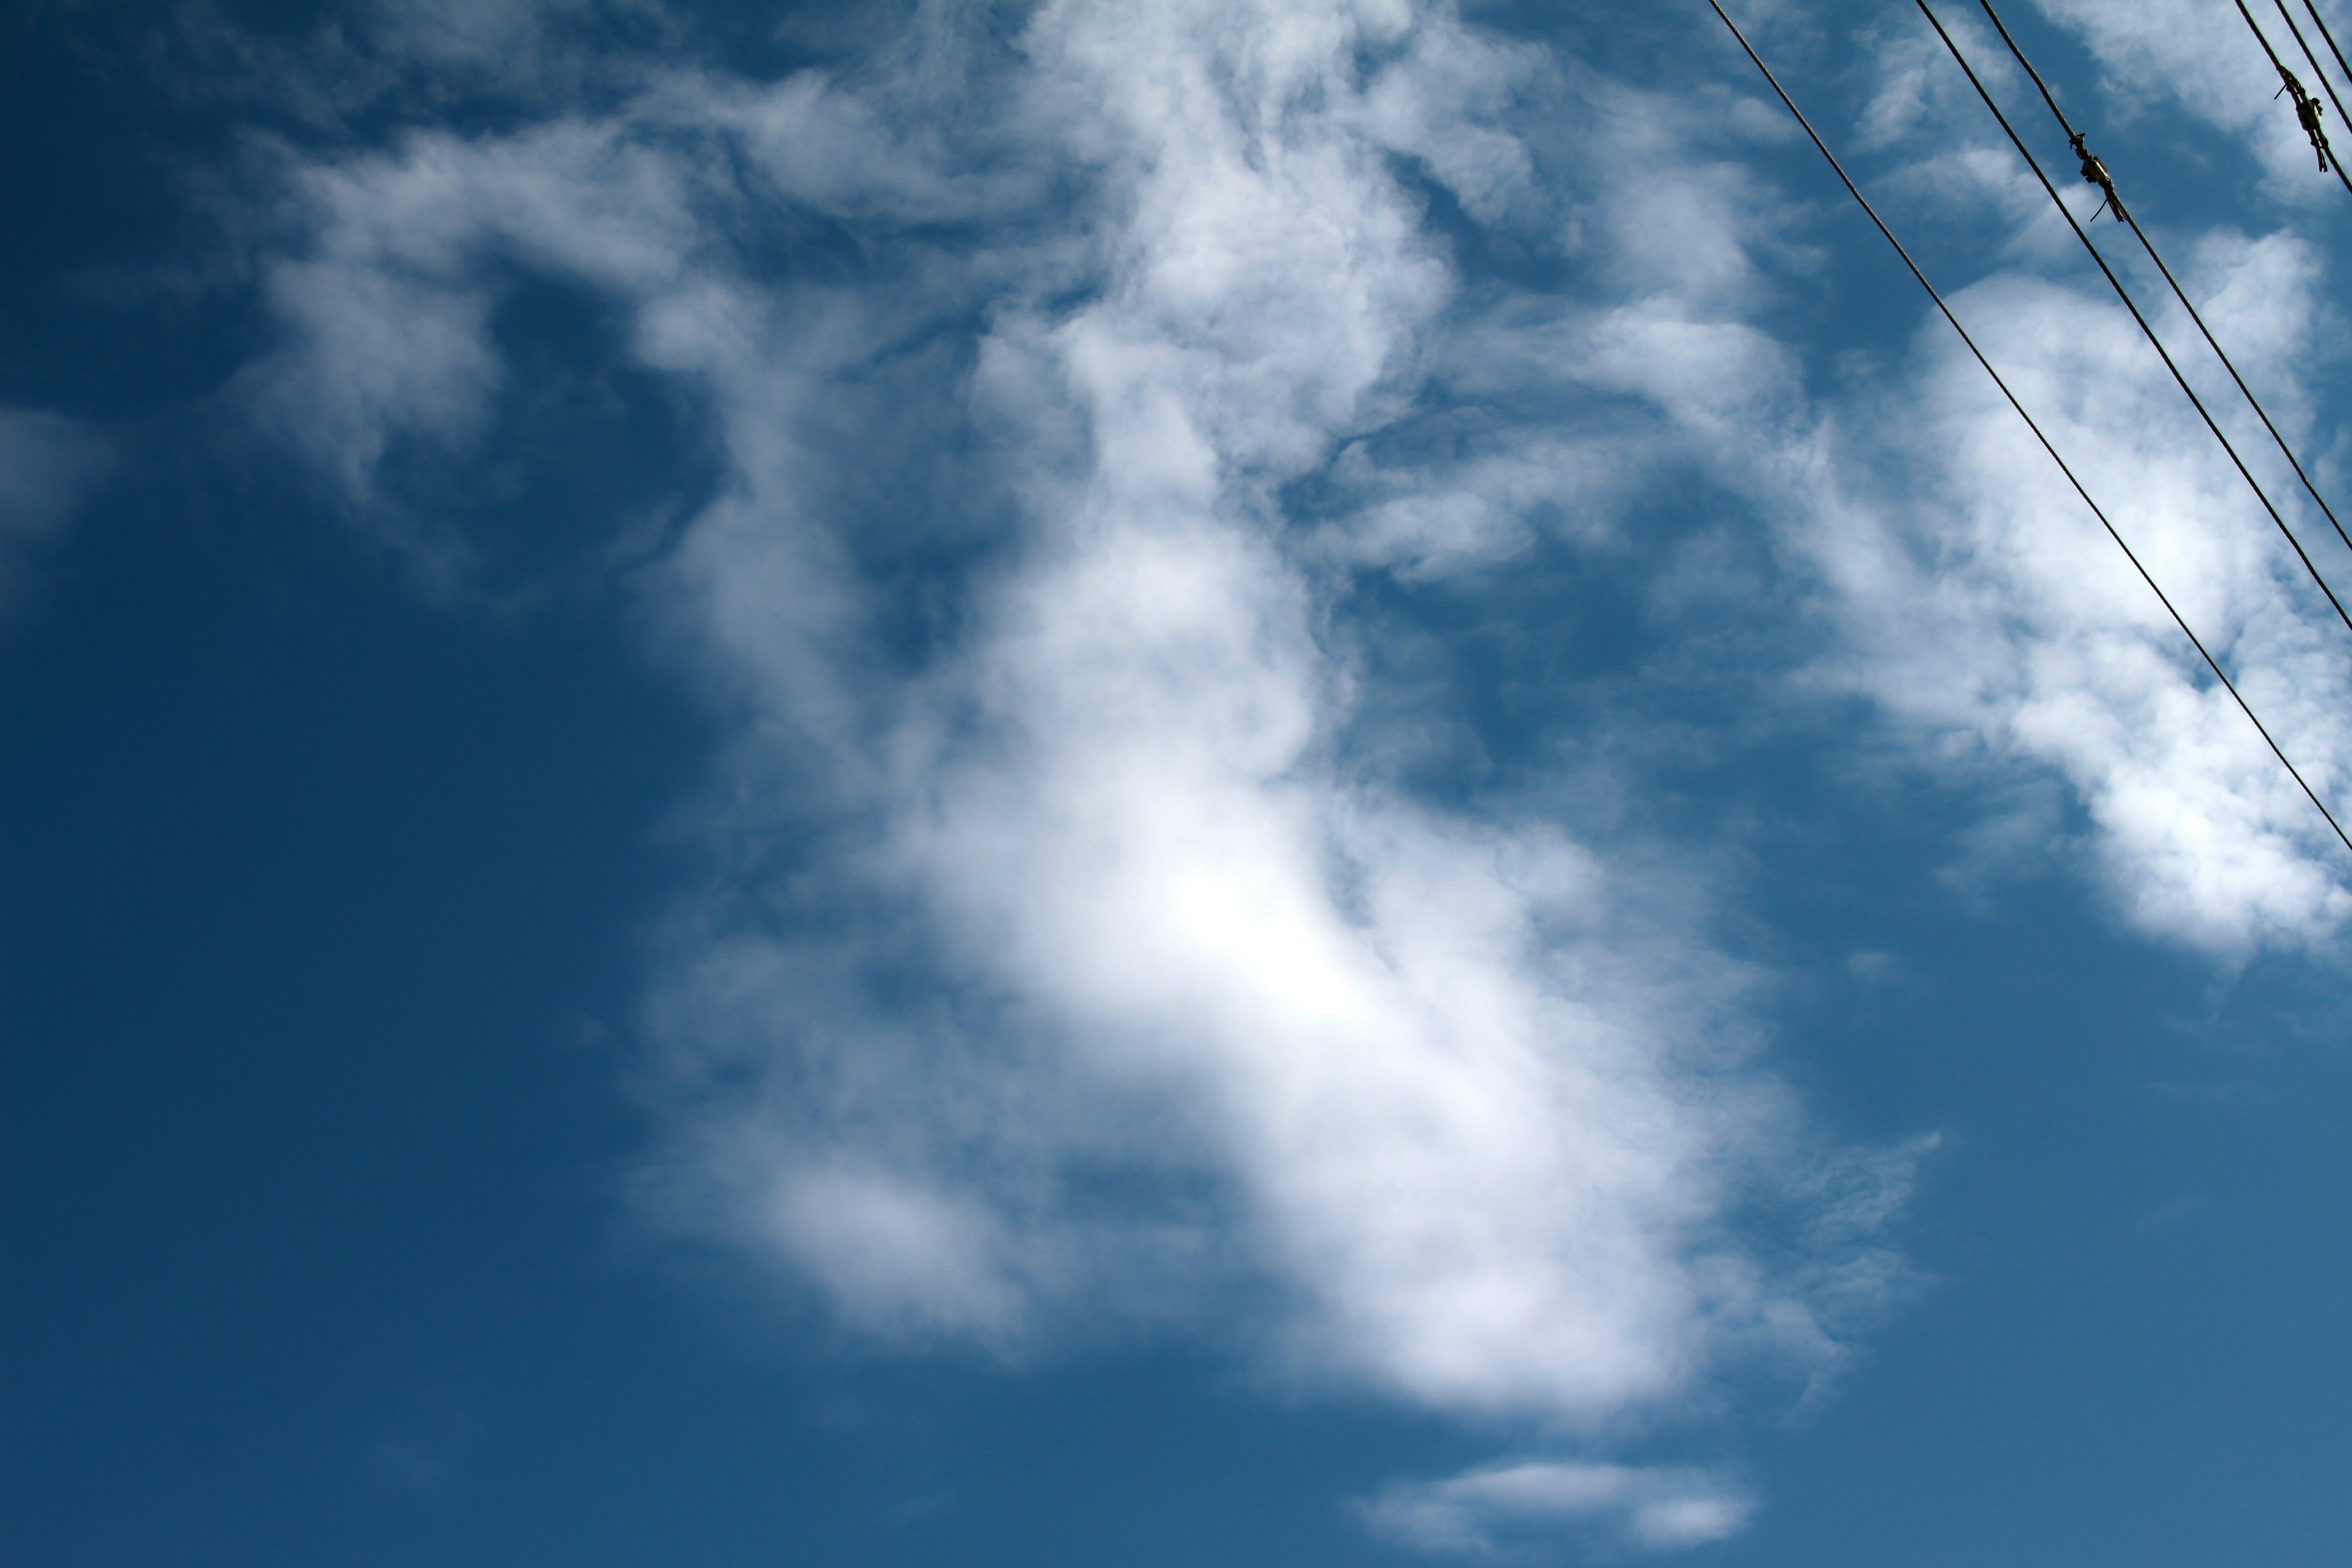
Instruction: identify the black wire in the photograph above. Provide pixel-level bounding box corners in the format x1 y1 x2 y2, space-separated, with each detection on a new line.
2237 0 2352 194
1973 0 2075 134
1915 0 2352 641
2307 0 2352 97
1699 0 2352 859
2241 0 2295 75
2276 0 2352 179
1972 0 2352 566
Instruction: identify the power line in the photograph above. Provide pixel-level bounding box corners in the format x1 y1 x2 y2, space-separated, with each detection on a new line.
1970 0 2352 568
2276 0 2352 153
2305 1 2352 100
1698 0 2352 861
1915 0 2352 643
2236 0 2352 192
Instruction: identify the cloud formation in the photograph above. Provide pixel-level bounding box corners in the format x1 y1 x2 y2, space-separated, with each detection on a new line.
219 0 2352 1551
1761 1 2352 952
621 0 1894 1435
1360 1460 1755 1556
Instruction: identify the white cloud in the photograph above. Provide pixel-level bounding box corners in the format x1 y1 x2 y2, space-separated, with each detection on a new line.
1359 1459 1756 1556
626 1 1894 1438
208 0 2234 1547
1552 3 2352 957
177 2 2352 1555
216 0 2352 1490
1790 203 2352 953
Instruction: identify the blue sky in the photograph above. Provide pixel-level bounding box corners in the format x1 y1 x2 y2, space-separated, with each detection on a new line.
6 0 2352 1562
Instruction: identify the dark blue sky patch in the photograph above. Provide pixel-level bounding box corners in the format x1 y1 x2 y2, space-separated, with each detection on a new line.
361 265 728 600
0 439 714 1565
0 5 281 420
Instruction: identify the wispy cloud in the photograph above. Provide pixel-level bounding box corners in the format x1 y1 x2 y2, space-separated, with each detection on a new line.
1767 12 2352 954
622 2 1904 1441
211 0 2352 1550
1359 1459 1755 1557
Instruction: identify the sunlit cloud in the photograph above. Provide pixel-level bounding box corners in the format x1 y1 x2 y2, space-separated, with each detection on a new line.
220 0 2352 1551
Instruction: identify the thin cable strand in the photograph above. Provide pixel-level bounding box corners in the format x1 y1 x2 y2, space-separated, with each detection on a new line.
1700 0 2352 859
1916 0 2352 639
1972 0 2352 565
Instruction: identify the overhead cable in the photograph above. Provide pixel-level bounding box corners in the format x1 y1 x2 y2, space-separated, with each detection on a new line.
1915 0 2352 641
2305 1 2352 99
2274 0 2352 172
1698 0 2352 860
2236 0 2352 190
1970 0 2352 567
